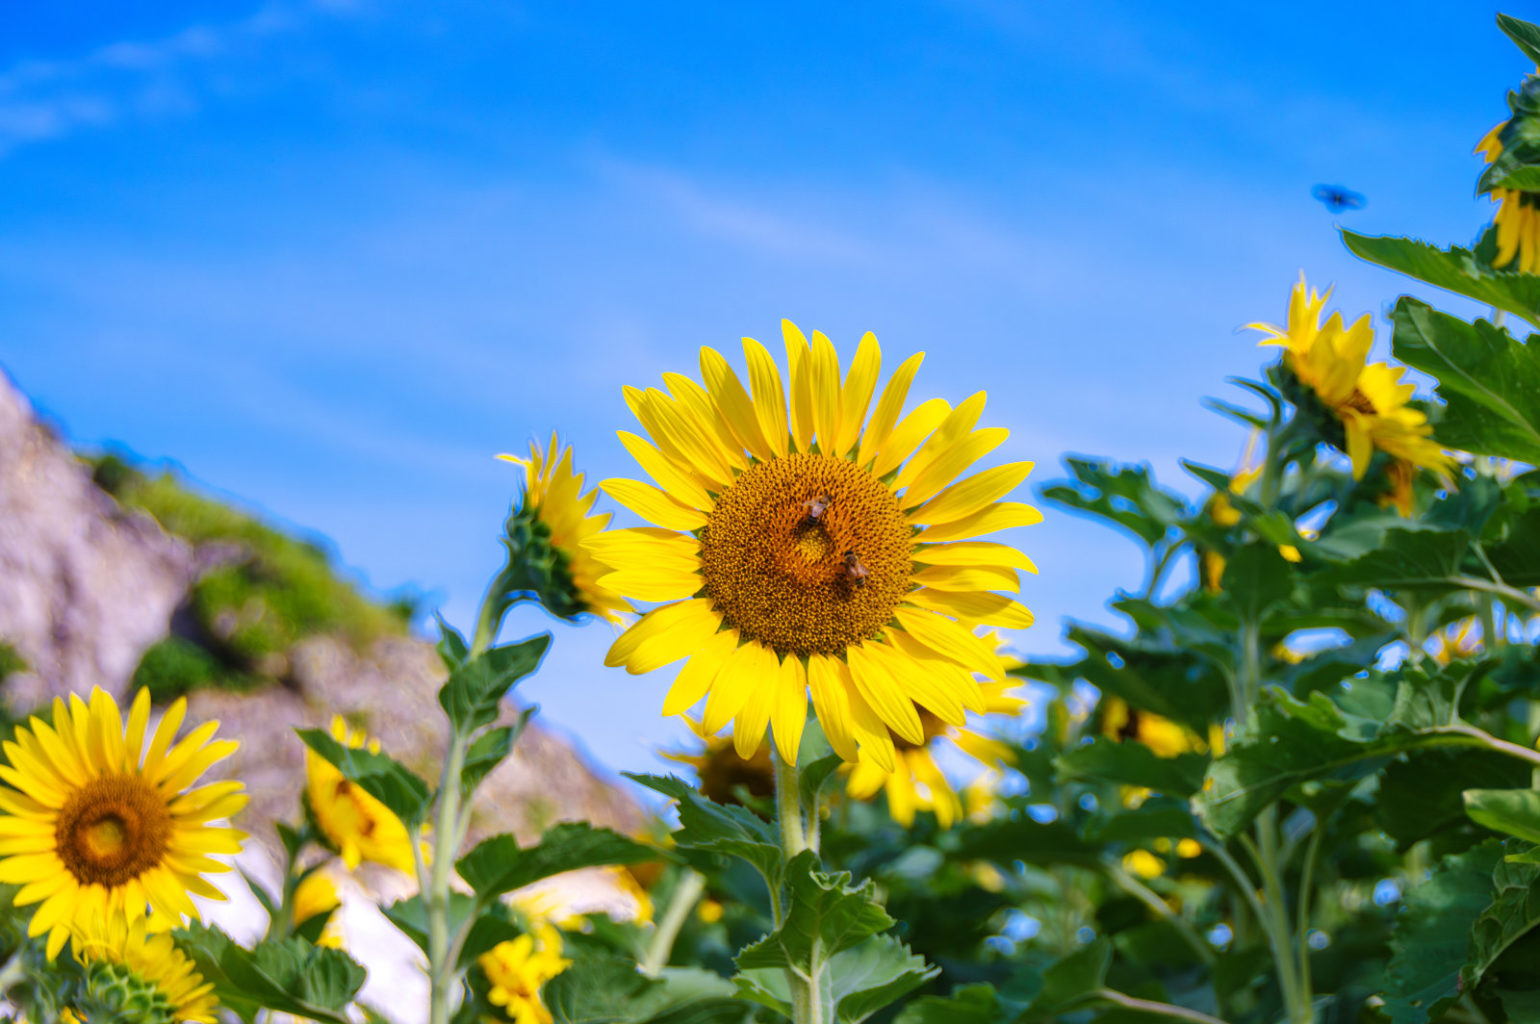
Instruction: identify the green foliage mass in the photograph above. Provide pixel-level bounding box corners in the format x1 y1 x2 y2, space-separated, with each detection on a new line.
88 451 414 695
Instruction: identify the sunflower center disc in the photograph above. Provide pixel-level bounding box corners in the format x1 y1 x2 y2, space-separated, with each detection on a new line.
699 452 913 657
56 774 172 887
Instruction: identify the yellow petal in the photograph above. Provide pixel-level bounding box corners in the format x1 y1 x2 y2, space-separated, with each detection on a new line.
732 671 774 760
743 338 789 458
836 332 881 458
783 320 815 453
893 606 1006 681
871 398 951 478
771 656 808 765
702 641 774 735
846 677 897 773
916 501 1043 543
911 564 1019 593
901 427 1009 510
867 639 966 726
605 599 714 668
809 329 842 455
617 432 712 510
584 526 701 573
906 589 1035 629
806 655 859 763
600 479 709 531
910 462 1036 525
895 392 986 490
639 388 735 487
598 565 703 603
700 347 775 462
661 629 739 716
614 598 721 673
913 540 1037 573
662 372 751 472
857 352 924 467
845 644 924 744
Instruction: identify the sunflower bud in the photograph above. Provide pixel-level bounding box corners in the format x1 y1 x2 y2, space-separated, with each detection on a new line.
77 960 177 1024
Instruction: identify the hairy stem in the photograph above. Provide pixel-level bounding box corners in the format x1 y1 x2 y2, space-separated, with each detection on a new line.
773 749 820 1024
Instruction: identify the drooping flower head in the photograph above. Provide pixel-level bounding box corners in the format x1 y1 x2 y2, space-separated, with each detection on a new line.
845 680 1026 828
1477 73 1540 274
304 717 414 873
478 924 571 1024
67 912 220 1024
0 688 246 958
1250 275 1452 482
495 436 631 623
591 323 1040 768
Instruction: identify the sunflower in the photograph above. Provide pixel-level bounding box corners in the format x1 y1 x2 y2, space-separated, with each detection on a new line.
589 322 1040 768
478 924 571 1024
67 912 219 1024
662 717 776 807
1250 276 1451 481
0 688 246 959
1478 114 1540 274
304 717 415 874
495 435 631 623
845 681 1025 828
1100 696 1220 760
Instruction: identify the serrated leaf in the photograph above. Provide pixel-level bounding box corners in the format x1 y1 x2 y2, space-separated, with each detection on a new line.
828 936 939 1023
1056 736 1208 798
736 851 893 973
1040 458 1185 548
439 635 551 733
436 615 469 672
894 984 1004 1024
1320 526 1474 594
461 707 536 795
1391 297 1540 464
381 892 477 955
1384 841 1500 1024
1465 851 1540 995
176 922 365 1024
1345 233 1540 329
542 951 738 1024
627 773 784 890
456 822 658 900
295 727 431 826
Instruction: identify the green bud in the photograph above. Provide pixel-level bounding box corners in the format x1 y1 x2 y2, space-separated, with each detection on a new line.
75 960 175 1024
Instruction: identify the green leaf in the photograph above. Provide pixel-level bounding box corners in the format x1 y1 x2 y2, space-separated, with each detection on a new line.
1056 736 1207 799
1085 799 1200 845
952 818 1100 868
436 615 469 671
1499 12 1540 66
1391 297 1540 463
295 727 431 827
799 753 844 812
460 707 536 795
736 851 894 973
439 635 551 733
176 923 366 1024
1028 938 1113 1014
542 951 739 1024
1040 458 1185 549
627 773 784 890
829 936 939 1023
1221 541 1294 621
1466 853 1540 995
1383 842 1502 1024
894 985 1004 1024
1465 789 1540 844
1345 232 1540 329
1320 526 1474 594
456 822 658 900
381 892 477 955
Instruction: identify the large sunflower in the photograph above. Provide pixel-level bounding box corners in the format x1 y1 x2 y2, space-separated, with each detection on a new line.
845 680 1025 828
1478 115 1540 274
305 716 415 874
0 688 246 959
589 323 1039 767
67 912 219 1023
1250 276 1451 481
496 435 631 623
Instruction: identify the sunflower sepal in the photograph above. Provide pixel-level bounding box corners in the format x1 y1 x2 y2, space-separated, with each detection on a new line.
75 958 178 1024
295 726 432 828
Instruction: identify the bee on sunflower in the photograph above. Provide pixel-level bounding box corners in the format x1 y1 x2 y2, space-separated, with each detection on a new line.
0 688 246 958
588 322 1039 769
304 716 415 874
1250 275 1452 486
494 435 631 624
64 912 220 1024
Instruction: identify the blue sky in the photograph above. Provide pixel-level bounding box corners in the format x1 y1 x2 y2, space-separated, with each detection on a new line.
0 0 1522 778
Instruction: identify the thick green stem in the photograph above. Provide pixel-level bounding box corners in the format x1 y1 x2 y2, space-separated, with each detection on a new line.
641 870 706 976
773 749 821 1024
426 729 470 1024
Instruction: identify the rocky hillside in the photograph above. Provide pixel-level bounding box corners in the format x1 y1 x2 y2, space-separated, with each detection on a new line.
0 366 644 868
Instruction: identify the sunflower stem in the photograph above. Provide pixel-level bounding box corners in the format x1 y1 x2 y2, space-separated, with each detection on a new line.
641 869 705 976
426 728 469 1024
772 748 821 1024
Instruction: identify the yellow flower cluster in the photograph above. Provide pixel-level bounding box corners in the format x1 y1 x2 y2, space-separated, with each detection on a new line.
478 925 571 1024
305 716 416 873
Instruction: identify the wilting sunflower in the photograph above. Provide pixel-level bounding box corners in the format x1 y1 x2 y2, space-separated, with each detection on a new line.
67 912 219 1024
0 688 245 959
1250 276 1451 481
662 717 776 807
845 680 1026 828
478 924 571 1024
589 322 1039 767
1478 106 1540 274
495 435 631 623
305 717 414 874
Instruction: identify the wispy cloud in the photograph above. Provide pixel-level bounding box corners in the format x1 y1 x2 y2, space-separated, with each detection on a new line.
0 0 359 155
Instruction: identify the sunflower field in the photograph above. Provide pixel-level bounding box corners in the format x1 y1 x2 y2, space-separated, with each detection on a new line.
8 10 1540 1024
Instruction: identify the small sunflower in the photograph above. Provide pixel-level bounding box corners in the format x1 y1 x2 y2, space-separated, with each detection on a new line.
590 322 1040 768
478 924 571 1024
68 912 219 1024
1250 276 1452 481
662 717 776 807
1478 103 1540 274
0 688 246 959
845 681 1025 828
496 436 631 623
305 717 415 873
1100 696 1221 759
